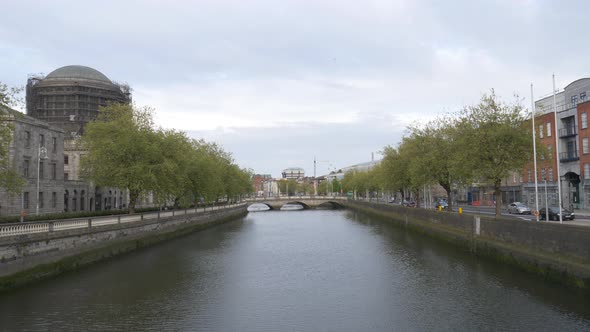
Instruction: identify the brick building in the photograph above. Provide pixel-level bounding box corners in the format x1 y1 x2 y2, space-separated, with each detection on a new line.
521 78 590 209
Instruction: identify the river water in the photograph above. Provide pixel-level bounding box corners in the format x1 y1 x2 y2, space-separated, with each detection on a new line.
1 210 590 331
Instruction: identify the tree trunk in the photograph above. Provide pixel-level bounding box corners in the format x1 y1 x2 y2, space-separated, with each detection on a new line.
441 183 452 212
128 190 138 214
414 189 421 208
494 180 502 217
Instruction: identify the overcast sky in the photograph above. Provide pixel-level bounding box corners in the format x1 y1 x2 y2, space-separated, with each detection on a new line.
1 0 587 177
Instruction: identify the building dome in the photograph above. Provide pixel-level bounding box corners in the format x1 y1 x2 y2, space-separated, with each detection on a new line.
27 65 130 138
45 65 112 84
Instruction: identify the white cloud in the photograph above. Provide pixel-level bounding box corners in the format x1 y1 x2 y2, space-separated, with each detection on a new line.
0 0 588 175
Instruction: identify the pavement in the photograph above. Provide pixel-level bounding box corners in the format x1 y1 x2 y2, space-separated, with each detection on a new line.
454 203 590 226
353 199 590 226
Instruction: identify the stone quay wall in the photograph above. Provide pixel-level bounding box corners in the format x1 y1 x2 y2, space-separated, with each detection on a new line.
343 200 590 291
0 205 247 291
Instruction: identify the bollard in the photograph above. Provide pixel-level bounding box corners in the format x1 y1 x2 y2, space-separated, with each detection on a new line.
459 207 463 214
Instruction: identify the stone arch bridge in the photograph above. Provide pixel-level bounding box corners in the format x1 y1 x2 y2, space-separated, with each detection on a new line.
244 196 347 210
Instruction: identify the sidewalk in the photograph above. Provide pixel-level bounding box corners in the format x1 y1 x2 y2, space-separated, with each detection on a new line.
456 203 590 218
570 208 590 218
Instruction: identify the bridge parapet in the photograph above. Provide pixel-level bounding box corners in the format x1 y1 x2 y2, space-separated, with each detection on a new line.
245 196 346 209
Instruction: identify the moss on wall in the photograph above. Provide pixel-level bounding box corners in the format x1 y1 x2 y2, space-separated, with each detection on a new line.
0 209 247 293
343 201 590 292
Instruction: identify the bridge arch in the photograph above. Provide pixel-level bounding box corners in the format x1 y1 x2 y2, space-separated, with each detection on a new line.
247 202 275 211
317 201 345 209
284 201 311 209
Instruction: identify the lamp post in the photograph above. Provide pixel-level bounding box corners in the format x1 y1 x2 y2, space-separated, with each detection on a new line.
36 145 48 215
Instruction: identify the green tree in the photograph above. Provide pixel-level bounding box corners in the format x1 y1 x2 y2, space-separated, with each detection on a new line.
456 91 534 216
317 180 329 195
332 178 342 194
81 104 167 213
277 179 297 196
152 129 193 207
297 182 313 195
379 146 411 201
187 140 225 203
402 116 467 210
0 82 25 194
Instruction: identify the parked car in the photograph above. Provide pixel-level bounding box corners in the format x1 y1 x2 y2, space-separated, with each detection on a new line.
435 200 449 210
539 206 575 221
403 200 416 208
388 198 396 203
507 202 531 215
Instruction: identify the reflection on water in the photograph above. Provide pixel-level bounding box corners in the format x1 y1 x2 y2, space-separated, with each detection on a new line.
247 203 271 212
0 210 589 331
279 203 304 211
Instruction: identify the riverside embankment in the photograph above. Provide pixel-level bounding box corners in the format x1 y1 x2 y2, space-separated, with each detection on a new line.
343 200 590 291
0 204 247 291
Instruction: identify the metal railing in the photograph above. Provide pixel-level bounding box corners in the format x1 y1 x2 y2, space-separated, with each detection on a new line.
559 151 579 162
0 203 244 238
244 196 347 201
558 126 577 138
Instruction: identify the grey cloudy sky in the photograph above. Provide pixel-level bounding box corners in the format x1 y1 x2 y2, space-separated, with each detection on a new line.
1 0 587 177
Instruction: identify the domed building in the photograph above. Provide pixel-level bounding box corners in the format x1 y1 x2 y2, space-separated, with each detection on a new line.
26 65 131 138
22 65 134 213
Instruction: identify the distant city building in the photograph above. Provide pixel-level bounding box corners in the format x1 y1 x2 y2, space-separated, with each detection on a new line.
252 174 271 193
338 160 379 177
282 167 305 179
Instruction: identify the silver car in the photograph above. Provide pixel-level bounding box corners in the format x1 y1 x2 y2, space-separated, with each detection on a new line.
507 202 531 214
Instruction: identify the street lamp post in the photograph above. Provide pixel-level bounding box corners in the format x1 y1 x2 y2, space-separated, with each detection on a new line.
36 145 48 216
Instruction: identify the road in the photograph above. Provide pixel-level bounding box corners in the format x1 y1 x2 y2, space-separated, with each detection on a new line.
451 205 589 225
377 201 590 227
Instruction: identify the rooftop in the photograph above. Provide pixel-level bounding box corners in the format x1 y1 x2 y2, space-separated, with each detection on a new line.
44 65 112 84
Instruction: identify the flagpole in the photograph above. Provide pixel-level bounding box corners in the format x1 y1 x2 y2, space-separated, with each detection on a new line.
552 74 563 224
531 84 540 221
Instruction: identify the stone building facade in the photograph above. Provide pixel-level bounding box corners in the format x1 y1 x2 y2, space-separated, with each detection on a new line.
24 65 135 213
0 107 65 216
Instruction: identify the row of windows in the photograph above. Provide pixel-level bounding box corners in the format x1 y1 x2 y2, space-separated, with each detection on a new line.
24 132 58 152
538 122 552 138
22 191 91 211
22 160 58 179
22 192 58 209
572 92 587 108
526 168 554 182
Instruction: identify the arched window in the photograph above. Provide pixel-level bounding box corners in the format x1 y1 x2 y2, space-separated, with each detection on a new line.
64 190 69 212
80 190 86 211
73 190 78 212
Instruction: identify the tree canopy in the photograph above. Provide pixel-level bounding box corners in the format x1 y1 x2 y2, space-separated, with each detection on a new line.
81 103 253 213
344 91 537 216
0 82 25 194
